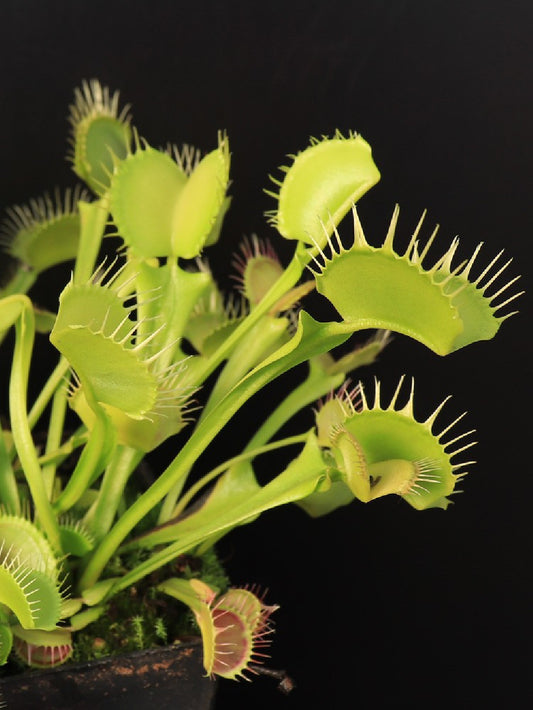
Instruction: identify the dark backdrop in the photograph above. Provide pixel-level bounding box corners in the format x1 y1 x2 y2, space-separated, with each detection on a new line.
0 1 531 708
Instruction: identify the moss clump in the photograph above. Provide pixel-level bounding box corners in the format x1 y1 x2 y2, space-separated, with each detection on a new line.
71 547 229 663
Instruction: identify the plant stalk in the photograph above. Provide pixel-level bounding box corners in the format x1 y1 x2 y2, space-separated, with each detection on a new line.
9 303 61 549
170 432 309 520
84 445 144 539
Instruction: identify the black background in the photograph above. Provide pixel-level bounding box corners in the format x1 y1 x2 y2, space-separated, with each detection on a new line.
0 1 532 708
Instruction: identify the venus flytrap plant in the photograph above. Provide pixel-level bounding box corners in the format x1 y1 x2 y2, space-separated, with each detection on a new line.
158 578 279 681
311 205 520 355
0 79 521 692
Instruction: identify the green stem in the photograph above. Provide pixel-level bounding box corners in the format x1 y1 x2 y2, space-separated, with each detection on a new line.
171 433 309 520
0 267 37 299
244 365 344 452
9 302 61 549
32 429 88 468
157 476 189 525
157 244 310 521
0 427 20 514
78 307 350 591
73 199 109 286
78 357 287 589
78 411 228 591
192 241 310 386
110 539 193 596
109 431 324 597
132 258 212 379
27 357 70 431
52 403 110 515
42 384 69 500
200 315 289 422
84 446 144 539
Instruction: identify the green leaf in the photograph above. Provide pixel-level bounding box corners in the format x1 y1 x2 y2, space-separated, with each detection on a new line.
69 79 132 195
34 307 58 333
109 135 231 259
138 431 326 548
68 606 104 631
171 134 231 257
0 608 13 665
325 377 473 510
58 519 95 557
313 206 521 355
81 577 119 606
0 294 31 332
1 188 87 274
0 514 60 579
0 564 62 630
109 145 187 257
297 478 355 517
133 259 212 367
267 132 380 246
51 275 157 418
54 327 157 417
202 315 290 417
60 598 83 619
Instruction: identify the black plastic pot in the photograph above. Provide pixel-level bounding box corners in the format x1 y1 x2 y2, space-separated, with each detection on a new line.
0 639 216 709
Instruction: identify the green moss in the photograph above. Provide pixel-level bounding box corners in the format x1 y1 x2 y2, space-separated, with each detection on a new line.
71 546 229 664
